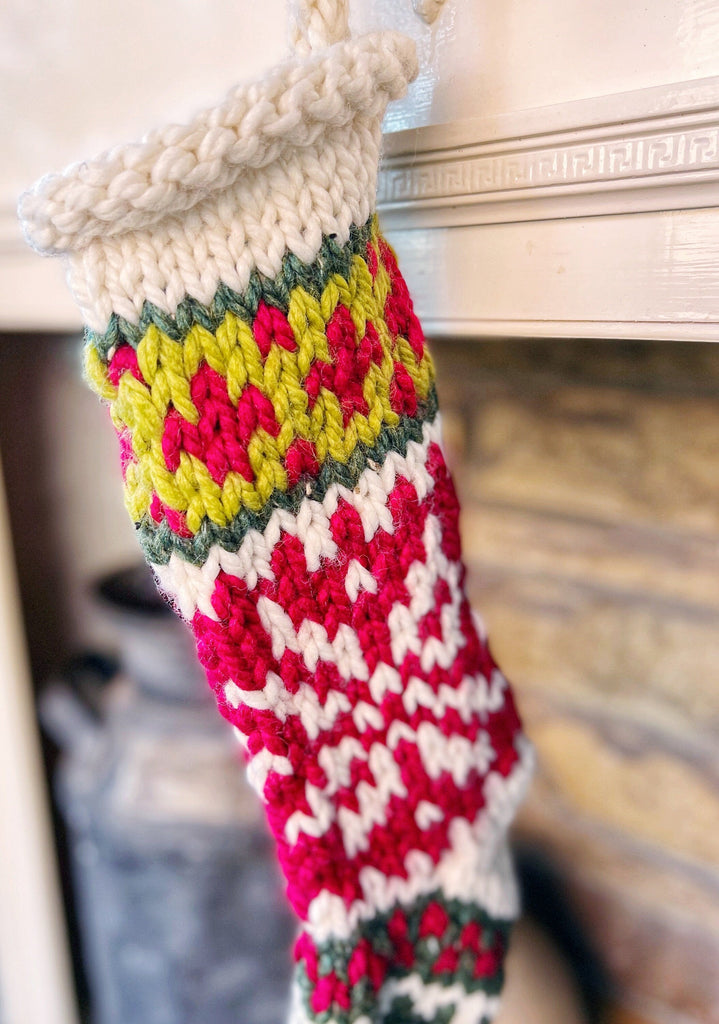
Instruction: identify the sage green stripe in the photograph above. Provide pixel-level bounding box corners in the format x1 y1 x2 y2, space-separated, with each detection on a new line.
380 996 495 1024
86 217 377 360
293 890 510 1024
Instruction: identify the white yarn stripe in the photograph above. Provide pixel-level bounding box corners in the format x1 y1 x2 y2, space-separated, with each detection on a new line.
368 663 404 704
216 494 484 806
225 672 352 741
304 739 534 942
212 507 468 747
228 663 507 799
231 727 296 794
415 800 445 830
388 721 496 784
344 558 378 602
283 720 495 852
243 748 295 798
227 661 402 777
378 976 502 1024
252 505 466 680
257 599 371 681
402 669 508 721
352 701 385 732
153 417 440 621
288 744 409 852
387 513 465 672
246 749 294 795
19 32 417 331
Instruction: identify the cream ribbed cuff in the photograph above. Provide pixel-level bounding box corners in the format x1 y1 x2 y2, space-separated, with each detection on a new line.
19 31 417 332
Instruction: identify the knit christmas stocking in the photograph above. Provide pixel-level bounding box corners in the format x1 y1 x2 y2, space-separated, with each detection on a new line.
20 4 533 1022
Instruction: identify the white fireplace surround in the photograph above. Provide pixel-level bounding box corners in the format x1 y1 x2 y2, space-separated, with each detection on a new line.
379 75 719 342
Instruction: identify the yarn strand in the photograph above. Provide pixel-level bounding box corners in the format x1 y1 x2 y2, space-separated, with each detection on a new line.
290 0 351 56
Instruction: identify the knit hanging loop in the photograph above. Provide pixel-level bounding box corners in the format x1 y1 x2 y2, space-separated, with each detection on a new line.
290 0 350 55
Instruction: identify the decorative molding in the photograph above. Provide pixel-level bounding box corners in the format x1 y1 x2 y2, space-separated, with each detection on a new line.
378 76 719 228
386 205 719 342
4 77 719 335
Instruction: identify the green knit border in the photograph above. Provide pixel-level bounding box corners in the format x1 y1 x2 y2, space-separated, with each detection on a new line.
383 999 495 1024
86 217 377 360
380 996 494 1024
294 891 511 1024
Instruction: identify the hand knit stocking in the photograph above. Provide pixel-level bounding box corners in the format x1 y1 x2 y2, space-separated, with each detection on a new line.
20 4 533 1022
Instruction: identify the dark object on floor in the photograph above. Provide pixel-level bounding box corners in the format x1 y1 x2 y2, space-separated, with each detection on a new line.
514 843 615 1024
41 565 295 1024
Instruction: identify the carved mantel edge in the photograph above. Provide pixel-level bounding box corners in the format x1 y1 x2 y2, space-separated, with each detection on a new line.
4 76 719 331
378 75 719 228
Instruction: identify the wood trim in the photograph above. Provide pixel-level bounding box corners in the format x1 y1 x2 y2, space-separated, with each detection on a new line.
0 457 79 1024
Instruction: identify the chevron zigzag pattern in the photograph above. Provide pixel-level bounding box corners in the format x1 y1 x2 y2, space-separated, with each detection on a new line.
181 381 531 1021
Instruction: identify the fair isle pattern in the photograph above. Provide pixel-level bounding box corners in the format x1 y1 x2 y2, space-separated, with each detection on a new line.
191 413 529 1023
141 402 437 568
293 894 509 1024
82 220 531 1023
20 5 531 1019
85 219 432 552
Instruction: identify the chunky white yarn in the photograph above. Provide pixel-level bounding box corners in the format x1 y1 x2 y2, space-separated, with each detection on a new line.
18 31 416 331
20 33 414 252
64 120 380 329
290 0 351 56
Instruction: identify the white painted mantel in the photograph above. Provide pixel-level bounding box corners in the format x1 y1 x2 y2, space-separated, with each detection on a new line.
1 3 719 1023
5 73 719 339
380 76 719 341
2 0 719 338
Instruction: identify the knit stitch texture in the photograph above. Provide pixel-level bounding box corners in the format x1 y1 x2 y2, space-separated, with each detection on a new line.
20 13 533 1023
86 216 532 1024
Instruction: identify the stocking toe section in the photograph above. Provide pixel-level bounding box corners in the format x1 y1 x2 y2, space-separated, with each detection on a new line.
291 868 520 1024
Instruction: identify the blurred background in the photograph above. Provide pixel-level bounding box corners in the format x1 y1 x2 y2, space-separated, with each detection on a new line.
2 2 719 1024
